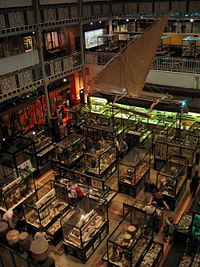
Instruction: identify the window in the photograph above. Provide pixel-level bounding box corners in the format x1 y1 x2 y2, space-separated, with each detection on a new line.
85 29 105 49
44 31 59 50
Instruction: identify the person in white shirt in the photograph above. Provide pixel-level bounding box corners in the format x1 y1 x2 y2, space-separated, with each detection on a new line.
3 208 14 228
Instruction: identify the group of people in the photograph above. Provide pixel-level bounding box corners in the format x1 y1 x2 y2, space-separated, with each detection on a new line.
143 169 200 244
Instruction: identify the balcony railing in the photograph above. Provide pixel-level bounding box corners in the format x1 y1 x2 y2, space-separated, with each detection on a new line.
0 52 82 102
85 52 200 74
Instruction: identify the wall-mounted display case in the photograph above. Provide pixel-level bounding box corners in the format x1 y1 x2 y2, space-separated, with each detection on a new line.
0 137 38 180
106 210 153 267
53 133 85 167
61 196 108 262
0 169 36 211
24 129 54 170
85 141 116 178
23 180 68 235
156 157 188 210
118 148 150 197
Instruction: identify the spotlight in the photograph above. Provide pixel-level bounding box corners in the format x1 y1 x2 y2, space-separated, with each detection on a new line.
181 101 187 107
90 22 93 25
2 138 5 141
63 78 67 82
32 31 35 34
126 19 129 22
141 16 144 19
190 18 194 23
32 131 36 135
99 21 102 24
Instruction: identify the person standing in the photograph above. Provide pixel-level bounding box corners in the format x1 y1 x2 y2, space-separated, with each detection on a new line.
190 170 199 198
3 209 14 229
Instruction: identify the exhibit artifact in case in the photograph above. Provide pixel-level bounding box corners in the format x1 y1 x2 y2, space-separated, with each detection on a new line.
118 147 150 197
61 196 108 262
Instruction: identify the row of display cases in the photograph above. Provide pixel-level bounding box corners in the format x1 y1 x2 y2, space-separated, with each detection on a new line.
53 138 117 179
86 97 200 142
52 162 117 205
103 210 164 267
118 147 151 197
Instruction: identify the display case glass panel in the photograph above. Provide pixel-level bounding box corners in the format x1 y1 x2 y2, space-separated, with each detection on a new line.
23 180 68 229
107 210 152 267
0 137 38 181
157 157 188 210
0 169 35 211
61 196 108 262
53 133 85 167
85 141 116 177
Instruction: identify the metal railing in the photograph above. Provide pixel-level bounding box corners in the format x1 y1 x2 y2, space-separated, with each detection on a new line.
153 57 200 74
0 52 82 102
85 52 200 74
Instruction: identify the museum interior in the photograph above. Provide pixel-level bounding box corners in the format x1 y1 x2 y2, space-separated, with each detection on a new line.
0 0 200 267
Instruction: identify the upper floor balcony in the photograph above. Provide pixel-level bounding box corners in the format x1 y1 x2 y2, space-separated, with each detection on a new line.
0 52 82 102
0 0 200 37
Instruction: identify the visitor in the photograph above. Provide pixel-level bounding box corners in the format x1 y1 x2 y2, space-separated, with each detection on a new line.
153 191 170 210
143 201 160 233
190 170 199 198
115 138 128 158
163 216 176 243
2 208 14 229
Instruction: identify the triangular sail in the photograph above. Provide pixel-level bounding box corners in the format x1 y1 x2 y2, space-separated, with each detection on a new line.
92 16 168 97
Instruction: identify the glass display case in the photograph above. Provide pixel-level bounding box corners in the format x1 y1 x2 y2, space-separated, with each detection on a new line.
175 213 192 242
118 148 150 197
61 196 109 262
53 133 85 167
140 242 164 267
85 141 117 178
156 157 188 210
24 129 54 169
106 210 153 267
23 180 68 234
52 162 117 205
0 168 36 211
0 137 38 181
154 138 196 176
